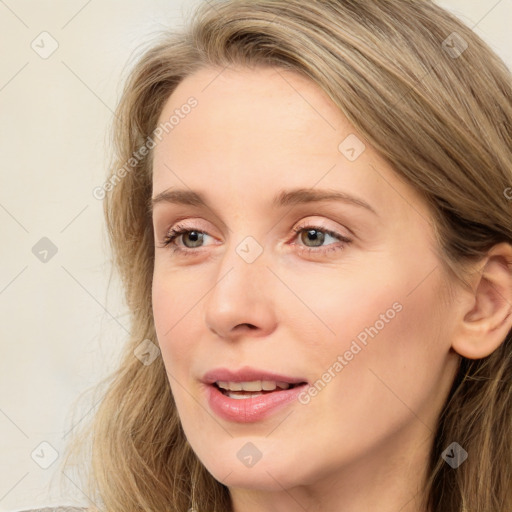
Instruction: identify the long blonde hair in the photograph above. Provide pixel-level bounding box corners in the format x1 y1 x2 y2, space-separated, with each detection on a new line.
61 1 512 511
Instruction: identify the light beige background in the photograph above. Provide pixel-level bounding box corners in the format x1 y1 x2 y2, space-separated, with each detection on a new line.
1 1 511 510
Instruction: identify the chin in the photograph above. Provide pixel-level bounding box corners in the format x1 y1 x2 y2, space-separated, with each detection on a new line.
196 443 309 491
212 464 299 491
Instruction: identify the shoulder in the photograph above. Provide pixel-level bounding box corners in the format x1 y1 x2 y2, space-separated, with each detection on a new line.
17 508 88 512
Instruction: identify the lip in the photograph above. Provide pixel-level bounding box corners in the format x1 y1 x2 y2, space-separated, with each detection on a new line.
201 366 308 385
204 382 309 423
201 366 309 423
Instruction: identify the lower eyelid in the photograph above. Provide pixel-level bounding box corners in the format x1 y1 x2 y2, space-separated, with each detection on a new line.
291 235 350 255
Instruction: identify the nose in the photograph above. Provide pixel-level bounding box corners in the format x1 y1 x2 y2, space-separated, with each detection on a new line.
204 244 278 340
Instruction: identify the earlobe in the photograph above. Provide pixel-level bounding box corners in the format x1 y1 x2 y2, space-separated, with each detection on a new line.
451 242 512 360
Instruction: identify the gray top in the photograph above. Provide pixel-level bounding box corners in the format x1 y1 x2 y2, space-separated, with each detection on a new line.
18 508 87 512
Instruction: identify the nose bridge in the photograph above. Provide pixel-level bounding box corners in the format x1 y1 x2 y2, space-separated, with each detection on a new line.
204 234 277 338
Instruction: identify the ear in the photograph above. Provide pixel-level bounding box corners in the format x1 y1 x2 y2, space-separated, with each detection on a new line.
451 242 512 360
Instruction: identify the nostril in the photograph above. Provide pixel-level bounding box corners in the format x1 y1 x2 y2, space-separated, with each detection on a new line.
237 323 257 330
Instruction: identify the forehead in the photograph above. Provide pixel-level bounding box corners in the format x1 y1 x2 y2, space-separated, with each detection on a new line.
150 66 430 226
153 66 358 186
153 66 351 167
157 65 343 129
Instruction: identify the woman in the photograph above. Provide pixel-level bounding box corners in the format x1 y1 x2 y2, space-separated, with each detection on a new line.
58 1 512 511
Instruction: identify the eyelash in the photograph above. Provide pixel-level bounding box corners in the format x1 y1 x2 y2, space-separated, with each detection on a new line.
159 222 352 257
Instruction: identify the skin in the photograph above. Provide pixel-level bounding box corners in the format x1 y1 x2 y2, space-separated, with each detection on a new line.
149 66 501 512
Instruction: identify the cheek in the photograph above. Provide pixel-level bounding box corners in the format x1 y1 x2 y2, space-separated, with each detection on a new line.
291 253 450 411
151 273 200 373
152 276 205 424
311 272 450 436
277 261 409 366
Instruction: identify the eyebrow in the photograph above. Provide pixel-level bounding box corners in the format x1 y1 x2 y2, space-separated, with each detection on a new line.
150 187 377 216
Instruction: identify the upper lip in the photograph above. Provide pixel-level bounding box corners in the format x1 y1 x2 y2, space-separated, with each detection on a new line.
201 366 308 385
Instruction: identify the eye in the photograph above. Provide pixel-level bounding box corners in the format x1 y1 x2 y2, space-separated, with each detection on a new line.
290 223 352 255
158 221 352 257
159 223 214 254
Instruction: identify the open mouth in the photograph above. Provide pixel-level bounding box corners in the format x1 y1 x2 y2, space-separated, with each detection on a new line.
205 373 310 422
213 380 307 399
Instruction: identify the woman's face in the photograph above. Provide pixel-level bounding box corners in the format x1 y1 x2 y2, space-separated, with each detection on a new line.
151 66 461 498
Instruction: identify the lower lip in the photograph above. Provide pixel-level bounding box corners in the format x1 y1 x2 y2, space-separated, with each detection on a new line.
204 383 308 423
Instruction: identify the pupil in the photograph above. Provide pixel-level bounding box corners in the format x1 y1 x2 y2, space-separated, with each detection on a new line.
185 231 202 247
303 229 324 247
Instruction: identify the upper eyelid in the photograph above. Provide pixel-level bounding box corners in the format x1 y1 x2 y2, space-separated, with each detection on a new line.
162 216 350 236
164 221 350 248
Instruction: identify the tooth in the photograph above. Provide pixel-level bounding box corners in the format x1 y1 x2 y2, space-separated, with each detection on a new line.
241 381 262 391
227 391 263 399
216 380 293 392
